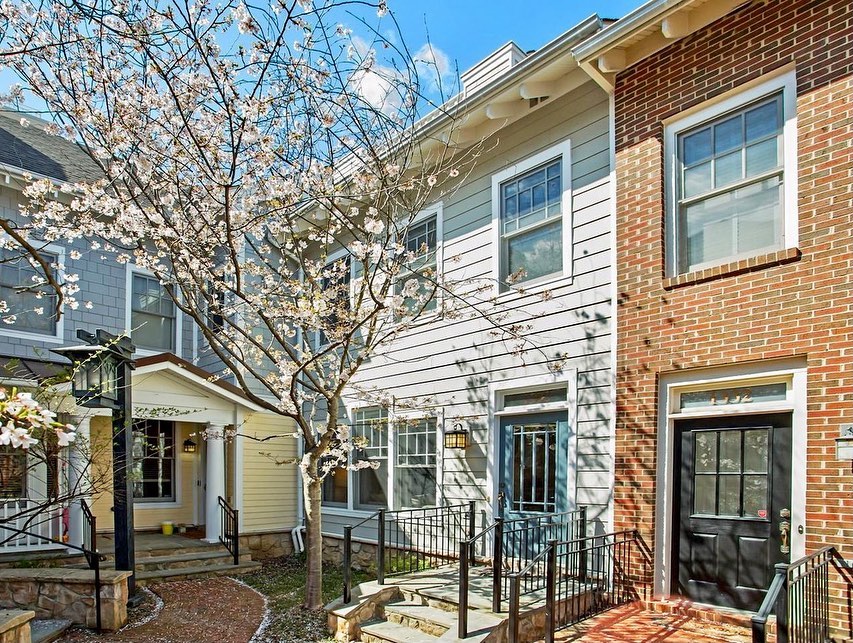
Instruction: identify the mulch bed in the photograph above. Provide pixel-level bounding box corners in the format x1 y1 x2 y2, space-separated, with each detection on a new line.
60 577 266 642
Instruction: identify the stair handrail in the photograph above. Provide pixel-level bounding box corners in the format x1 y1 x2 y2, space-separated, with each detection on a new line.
752 545 853 643
0 505 105 633
217 496 239 566
342 509 382 604
507 540 554 642
457 518 503 638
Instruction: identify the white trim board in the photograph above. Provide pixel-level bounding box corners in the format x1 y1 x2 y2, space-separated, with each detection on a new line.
653 358 807 598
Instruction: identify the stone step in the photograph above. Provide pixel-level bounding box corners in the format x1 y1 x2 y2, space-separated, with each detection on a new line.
383 601 453 637
31 619 73 643
135 560 261 585
134 550 253 571
102 542 231 561
360 619 441 643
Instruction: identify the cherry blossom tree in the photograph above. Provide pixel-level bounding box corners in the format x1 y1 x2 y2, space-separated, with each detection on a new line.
0 0 540 608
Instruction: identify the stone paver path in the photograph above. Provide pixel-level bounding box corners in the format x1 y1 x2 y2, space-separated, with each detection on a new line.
61 577 266 643
552 603 752 642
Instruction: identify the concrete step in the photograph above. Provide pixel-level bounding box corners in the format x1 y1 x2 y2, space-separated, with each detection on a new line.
383 601 453 637
135 560 261 585
134 550 252 571
31 619 73 643
360 619 441 643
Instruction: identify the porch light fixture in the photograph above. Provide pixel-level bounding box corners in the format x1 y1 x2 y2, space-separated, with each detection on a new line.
52 330 131 409
836 425 853 460
444 423 469 450
183 438 198 454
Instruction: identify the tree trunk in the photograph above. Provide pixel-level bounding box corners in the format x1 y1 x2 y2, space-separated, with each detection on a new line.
303 461 324 610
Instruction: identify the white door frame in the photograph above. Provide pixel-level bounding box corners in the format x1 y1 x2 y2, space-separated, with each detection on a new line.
654 358 808 597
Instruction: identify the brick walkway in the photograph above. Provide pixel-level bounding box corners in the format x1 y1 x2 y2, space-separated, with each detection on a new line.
61 577 266 642
551 602 752 642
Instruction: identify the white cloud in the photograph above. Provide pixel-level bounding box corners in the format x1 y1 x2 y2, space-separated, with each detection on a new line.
413 43 455 95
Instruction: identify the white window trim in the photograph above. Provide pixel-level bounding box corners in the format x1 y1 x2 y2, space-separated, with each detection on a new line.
125 264 182 358
0 241 65 343
654 359 807 599
664 68 799 277
486 370 578 522
132 418 182 508
491 139 573 297
393 202 444 325
321 404 444 514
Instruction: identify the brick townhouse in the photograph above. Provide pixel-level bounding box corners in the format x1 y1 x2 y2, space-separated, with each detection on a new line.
575 0 852 633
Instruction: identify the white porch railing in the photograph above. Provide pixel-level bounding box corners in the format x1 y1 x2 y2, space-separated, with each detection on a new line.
0 498 66 552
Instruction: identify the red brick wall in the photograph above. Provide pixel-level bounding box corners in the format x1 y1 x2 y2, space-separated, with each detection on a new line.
614 0 853 625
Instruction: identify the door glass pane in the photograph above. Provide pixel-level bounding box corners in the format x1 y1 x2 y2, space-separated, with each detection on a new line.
743 430 769 473
694 432 717 473
719 432 741 473
718 474 741 516
743 475 768 518
512 422 557 513
694 475 717 515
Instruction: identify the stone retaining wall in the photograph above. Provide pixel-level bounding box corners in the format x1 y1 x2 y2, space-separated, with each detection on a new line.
240 530 294 560
0 610 33 643
0 569 130 631
322 535 378 571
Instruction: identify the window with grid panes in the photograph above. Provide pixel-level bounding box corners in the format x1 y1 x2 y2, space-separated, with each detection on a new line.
0 248 58 334
500 159 563 284
131 419 175 501
131 273 176 352
353 407 388 509
394 417 437 508
675 94 784 274
398 215 438 314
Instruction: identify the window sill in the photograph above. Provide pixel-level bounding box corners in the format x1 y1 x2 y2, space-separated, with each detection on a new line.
664 248 801 290
494 273 574 304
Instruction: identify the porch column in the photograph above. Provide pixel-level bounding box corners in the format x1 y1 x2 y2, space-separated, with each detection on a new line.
203 423 226 543
67 415 92 553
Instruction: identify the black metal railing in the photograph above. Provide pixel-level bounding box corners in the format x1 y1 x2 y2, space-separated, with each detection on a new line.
341 502 476 605
753 546 853 643
0 501 105 632
507 529 652 643
218 496 239 566
457 508 587 638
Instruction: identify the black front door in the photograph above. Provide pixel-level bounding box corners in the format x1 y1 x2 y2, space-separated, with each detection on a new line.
674 413 792 610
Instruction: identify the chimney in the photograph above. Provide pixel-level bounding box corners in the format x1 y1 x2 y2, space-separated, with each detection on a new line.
460 42 527 97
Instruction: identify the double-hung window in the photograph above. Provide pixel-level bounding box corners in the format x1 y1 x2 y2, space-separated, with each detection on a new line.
131 419 175 502
353 407 388 510
394 417 437 509
0 448 27 498
316 255 351 349
0 247 60 337
130 273 176 353
492 140 572 290
398 210 440 315
667 72 797 275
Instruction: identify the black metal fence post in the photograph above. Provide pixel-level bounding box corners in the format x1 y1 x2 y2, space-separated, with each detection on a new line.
546 540 557 643
492 517 504 613
578 507 588 582
776 562 789 643
377 510 386 585
467 500 476 562
458 541 469 639
94 553 102 633
343 526 353 604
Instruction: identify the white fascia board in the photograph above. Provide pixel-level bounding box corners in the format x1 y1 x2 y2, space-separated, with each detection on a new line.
572 0 691 64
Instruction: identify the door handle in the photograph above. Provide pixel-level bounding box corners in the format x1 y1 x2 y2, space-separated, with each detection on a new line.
780 508 791 554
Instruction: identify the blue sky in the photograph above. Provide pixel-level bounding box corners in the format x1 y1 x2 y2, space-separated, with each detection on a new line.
389 1 640 78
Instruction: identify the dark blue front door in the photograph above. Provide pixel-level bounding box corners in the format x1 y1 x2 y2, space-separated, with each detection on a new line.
499 411 569 520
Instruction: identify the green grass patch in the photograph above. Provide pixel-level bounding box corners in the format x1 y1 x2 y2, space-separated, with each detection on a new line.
242 554 373 643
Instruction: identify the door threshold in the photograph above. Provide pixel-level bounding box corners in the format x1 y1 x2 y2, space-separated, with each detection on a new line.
644 596 765 629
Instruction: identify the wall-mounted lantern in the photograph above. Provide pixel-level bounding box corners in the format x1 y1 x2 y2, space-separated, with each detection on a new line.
183 439 198 454
444 423 469 450
836 425 853 460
